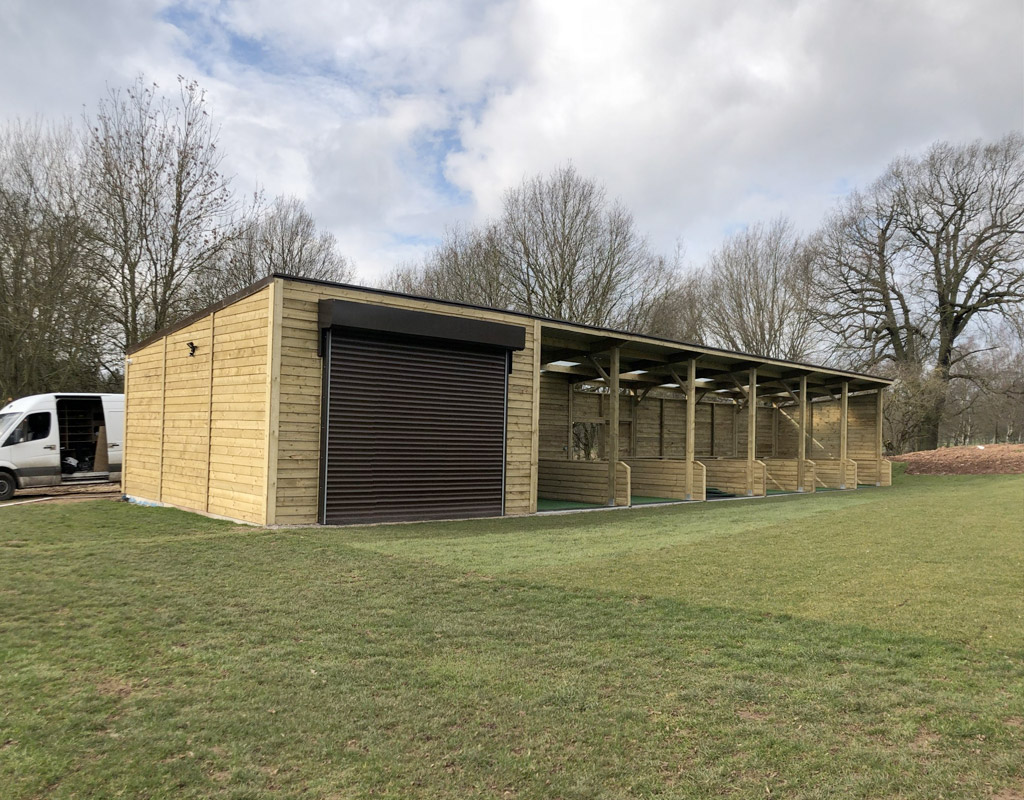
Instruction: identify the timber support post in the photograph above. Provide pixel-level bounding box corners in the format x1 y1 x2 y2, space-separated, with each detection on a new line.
797 375 807 491
840 380 849 489
747 367 757 496
875 387 884 485
685 358 696 500
607 346 620 506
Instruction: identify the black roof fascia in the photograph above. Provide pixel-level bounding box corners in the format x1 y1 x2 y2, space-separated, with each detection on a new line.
317 298 526 353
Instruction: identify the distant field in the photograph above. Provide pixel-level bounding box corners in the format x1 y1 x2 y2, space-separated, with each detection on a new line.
2 468 1023 798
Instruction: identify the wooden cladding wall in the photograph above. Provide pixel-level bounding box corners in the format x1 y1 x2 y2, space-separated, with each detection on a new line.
809 398 841 458
539 382 789 463
776 405 801 459
808 393 890 486
735 406 776 458
698 458 766 496
210 290 274 522
856 459 892 486
275 280 538 523
711 404 734 456
159 317 213 512
763 458 815 493
776 392 884 468
537 459 630 506
847 394 881 460
539 374 570 458
845 394 891 487
123 337 165 501
624 458 705 502
634 397 660 456
814 459 857 489
660 399 692 457
123 285 272 524
809 394 878 459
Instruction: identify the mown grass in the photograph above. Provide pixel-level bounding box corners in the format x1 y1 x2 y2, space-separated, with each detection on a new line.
1 469 1022 798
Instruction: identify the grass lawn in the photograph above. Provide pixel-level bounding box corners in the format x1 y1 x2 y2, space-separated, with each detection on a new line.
1 468 1023 798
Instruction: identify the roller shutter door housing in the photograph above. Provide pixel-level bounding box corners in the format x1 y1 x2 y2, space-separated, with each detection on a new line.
322 330 509 524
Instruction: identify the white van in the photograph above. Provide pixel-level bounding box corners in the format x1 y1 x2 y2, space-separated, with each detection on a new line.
0 393 124 501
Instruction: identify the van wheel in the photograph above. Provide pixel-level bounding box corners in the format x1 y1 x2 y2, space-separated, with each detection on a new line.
0 471 15 502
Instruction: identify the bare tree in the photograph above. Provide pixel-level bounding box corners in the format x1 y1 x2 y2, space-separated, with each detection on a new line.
882 364 949 454
700 217 819 360
1 77 361 398
382 223 511 308
811 171 933 371
383 165 677 331
203 194 354 301
644 267 707 344
83 76 237 349
0 120 112 400
498 165 674 329
938 322 1024 445
816 133 1024 449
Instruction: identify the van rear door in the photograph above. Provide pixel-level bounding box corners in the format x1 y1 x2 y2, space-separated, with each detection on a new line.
2 407 61 487
100 395 124 478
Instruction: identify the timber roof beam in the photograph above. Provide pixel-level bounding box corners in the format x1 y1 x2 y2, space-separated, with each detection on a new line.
538 323 891 390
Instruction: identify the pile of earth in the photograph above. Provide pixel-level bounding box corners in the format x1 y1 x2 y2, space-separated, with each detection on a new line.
895 443 1024 475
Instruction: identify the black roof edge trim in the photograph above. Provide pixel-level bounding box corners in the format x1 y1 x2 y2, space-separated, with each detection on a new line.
318 299 526 352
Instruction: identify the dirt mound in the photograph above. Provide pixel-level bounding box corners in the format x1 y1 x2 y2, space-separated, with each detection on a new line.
895 443 1024 475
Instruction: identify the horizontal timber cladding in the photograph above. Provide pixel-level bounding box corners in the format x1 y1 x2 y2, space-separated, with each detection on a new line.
539 374 570 458
763 458 815 493
775 404 802 458
697 458 767 497
735 405 776 458
851 458 892 483
808 393 876 459
623 458 706 502
856 458 892 486
322 329 511 524
540 373 792 465
814 459 857 489
122 284 273 524
634 396 660 456
275 280 537 524
123 338 165 501
537 459 630 506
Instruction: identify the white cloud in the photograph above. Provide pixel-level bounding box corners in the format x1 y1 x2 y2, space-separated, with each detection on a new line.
1 0 1020 280
448 0 1024 263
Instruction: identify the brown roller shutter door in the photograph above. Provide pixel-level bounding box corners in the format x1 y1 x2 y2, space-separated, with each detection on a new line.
322 330 510 524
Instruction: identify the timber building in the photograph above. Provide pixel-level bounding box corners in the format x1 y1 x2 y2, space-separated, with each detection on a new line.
123 274 893 526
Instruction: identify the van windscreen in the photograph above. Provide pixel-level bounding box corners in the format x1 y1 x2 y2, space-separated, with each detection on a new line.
0 413 18 442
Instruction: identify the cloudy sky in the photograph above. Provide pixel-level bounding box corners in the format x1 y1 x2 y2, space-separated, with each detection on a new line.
2 0 1021 281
